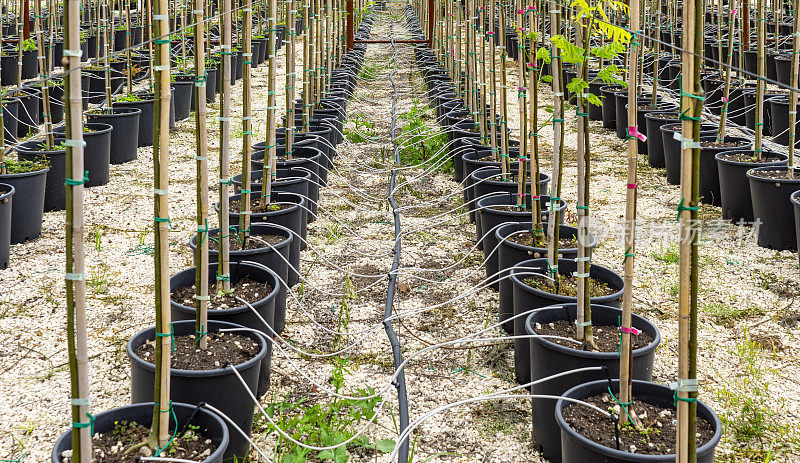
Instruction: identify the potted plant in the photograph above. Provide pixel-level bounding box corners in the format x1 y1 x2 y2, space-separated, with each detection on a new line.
0 182 13 268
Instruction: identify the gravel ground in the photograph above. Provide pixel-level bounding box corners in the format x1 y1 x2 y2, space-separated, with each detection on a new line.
1 5 799 463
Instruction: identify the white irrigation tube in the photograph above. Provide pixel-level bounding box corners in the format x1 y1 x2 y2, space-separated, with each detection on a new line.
202 403 274 463
139 457 200 463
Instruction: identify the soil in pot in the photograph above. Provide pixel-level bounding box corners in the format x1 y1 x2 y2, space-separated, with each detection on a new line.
533 319 654 351
561 392 714 455
556 380 721 462
86 107 141 164
134 331 260 371
171 277 273 309
697 136 753 205
16 140 67 212
523 274 617 298
52 402 229 463
62 419 218 463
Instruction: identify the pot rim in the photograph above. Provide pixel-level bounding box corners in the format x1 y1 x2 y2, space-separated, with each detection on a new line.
127 319 268 376
746 165 800 184
509 257 625 303
524 303 661 359
189 223 293 255
555 379 722 460
0 166 50 178
496 221 580 254
51 401 231 463
714 149 788 167
791 190 800 205
0 182 14 200
170 261 281 316
85 106 142 117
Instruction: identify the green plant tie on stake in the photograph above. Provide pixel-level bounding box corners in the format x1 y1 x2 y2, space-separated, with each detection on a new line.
71 412 96 435
197 219 210 246
675 197 698 221
153 400 179 457
154 216 172 229
607 387 637 424
195 324 208 340
65 170 89 186
622 246 635 264
156 323 175 352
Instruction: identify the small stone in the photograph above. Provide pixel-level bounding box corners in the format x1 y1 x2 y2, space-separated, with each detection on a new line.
656 421 663 428
548 322 555 329
601 395 610 403
201 448 211 457
659 409 672 417
205 439 212 445
534 323 542 330
139 445 153 457
638 411 647 420
629 445 637 453
611 404 621 415
61 450 73 459
648 443 655 449
214 360 220 367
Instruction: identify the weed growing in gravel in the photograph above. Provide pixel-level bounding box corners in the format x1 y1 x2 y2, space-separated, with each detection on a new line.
257 358 396 462
702 301 765 328
713 337 799 460
398 100 450 174
344 114 375 143
651 245 679 263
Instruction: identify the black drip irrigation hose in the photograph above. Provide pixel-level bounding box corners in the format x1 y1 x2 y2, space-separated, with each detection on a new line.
384 14 411 463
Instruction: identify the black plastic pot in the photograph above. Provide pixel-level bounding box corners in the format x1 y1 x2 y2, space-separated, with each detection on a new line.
0 183 13 269
53 123 113 187
556 380 721 462
16 140 66 212
2 97 19 143
170 261 280 398
627 101 678 154
510 259 625 385
221 192 305 285
475 192 564 255
661 123 719 185
251 144 322 217
114 97 155 147
51 402 229 463
496 222 580 334
715 150 789 222
172 79 194 121
792 191 800 267
768 96 800 147
0 167 47 243
696 136 753 205
128 320 265 461
86 107 141 164
14 89 40 138
478 193 563 287
469 166 550 221
643 112 679 167
527 305 659 462
747 166 800 250
600 85 623 129
190 222 293 328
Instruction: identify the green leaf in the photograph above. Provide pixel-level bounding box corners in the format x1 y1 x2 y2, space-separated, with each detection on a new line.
535 46 551 64
550 35 585 64
318 450 335 461
375 439 396 453
585 92 602 107
541 75 553 83
566 77 589 95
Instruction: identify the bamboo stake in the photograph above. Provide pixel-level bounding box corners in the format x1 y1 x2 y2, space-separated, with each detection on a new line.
240 0 253 245
218 0 233 294
194 0 209 351
146 0 154 91
34 0 52 148
102 2 113 107
717 10 736 141
789 0 799 165
528 0 541 236
260 0 278 209
620 0 641 416
126 0 133 94
478 0 487 141
302 0 310 131
64 0 91 457
149 0 172 447
515 0 526 210
546 1 564 289
286 0 296 159
575 11 594 345
676 0 703 455
754 0 765 158
488 0 497 162
498 3 509 178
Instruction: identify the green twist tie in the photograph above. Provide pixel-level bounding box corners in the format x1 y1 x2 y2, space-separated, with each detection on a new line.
607 386 637 423
216 273 231 282
72 412 96 435
197 219 210 246
154 39 171 44
680 90 706 101
674 391 698 406
576 205 588 210
576 112 588 117
679 109 701 122
553 118 565 123
156 323 175 352
622 246 635 264
546 264 559 275
153 401 178 457
154 216 172 228
195 324 208 340
675 197 698 221
241 188 252 194
65 170 89 186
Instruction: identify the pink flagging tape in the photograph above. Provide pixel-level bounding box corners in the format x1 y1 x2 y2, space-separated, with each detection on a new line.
620 326 641 335
628 126 647 142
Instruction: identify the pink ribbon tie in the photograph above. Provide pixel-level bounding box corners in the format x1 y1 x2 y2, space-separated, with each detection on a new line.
628 126 647 142
620 326 640 335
